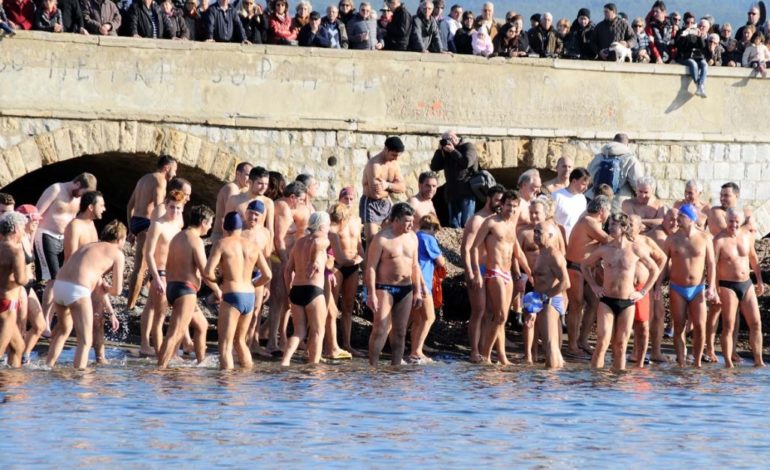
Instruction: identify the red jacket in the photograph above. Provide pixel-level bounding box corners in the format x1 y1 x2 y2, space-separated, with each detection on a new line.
268 12 296 43
5 0 35 30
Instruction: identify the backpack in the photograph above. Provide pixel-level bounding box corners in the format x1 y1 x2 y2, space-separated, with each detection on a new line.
469 167 496 201
593 155 622 195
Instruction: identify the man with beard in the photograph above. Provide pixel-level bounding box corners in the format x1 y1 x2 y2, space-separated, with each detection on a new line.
407 171 439 224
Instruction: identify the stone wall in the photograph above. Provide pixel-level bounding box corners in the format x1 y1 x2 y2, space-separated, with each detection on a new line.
1 33 769 232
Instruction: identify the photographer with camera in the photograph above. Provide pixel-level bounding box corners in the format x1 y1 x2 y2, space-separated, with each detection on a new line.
429 130 478 228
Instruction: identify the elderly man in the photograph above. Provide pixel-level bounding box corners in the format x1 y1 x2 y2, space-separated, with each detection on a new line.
83 0 121 35
430 130 478 228
529 12 562 57
586 133 643 209
621 176 666 232
321 5 349 48
517 168 541 226
475 1 500 40
673 179 709 228
347 2 382 49
592 2 635 61
409 0 442 52
736 4 761 40
383 0 411 50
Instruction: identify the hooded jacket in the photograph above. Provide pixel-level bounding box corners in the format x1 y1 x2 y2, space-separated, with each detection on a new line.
586 142 643 200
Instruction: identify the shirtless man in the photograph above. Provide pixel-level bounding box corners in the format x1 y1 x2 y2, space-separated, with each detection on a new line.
646 208 678 362
212 162 252 244
35 172 97 333
225 166 274 240
470 190 530 365
461 184 504 362
126 155 176 310
241 199 273 355
517 199 551 363
621 175 665 232
530 221 570 369
360 136 406 244
269 182 310 354
283 212 330 366
629 215 667 367
714 208 764 368
139 190 186 357
407 171 438 224
295 174 319 212
204 212 271 370
45 221 125 370
63 191 116 364
705 182 750 362
366 203 424 366
516 169 541 227
659 204 716 367
564 195 612 358
673 179 709 228
328 202 364 356
582 213 659 371
543 156 574 194
157 205 217 369
0 213 29 368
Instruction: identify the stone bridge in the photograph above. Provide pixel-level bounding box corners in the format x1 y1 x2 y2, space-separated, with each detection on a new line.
1 32 769 233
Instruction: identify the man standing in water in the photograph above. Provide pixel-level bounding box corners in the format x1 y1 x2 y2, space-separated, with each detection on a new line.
659 204 716 367
582 213 659 371
46 221 126 370
461 184 504 363
212 162 252 243
564 195 612 358
470 190 530 365
366 203 424 366
646 208 678 363
714 208 764 368
158 205 218 369
126 155 176 310
360 136 406 244
204 212 271 370
35 172 97 334
530 221 570 369
139 190 186 357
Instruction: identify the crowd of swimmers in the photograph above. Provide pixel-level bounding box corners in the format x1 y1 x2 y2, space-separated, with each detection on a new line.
0 135 764 371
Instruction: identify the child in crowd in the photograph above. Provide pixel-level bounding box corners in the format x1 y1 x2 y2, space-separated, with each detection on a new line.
410 213 445 363
742 31 770 77
0 0 16 36
472 27 493 57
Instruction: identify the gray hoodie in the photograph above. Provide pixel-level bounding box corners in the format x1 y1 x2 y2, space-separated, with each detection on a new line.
585 141 643 200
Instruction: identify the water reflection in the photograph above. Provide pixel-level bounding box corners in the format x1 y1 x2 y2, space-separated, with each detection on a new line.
1 352 769 467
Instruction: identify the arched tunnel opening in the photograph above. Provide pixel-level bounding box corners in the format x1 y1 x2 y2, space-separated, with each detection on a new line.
1 153 224 229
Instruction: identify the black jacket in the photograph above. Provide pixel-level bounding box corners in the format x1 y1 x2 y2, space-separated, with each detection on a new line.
453 26 473 54
676 30 707 61
129 2 174 38
591 17 635 56
58 0 84 33
240 12 266 43
429 140 478 200
565 21 595 59
384 4 411 51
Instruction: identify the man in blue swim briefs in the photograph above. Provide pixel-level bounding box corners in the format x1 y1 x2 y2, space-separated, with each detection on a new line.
470 190 531 366
531 221 570 369
582 213 659 371
713 208 764 368
366 203 424 366
204 212 271 370
659 203 716 367
460 184 504 363
126 155 177 310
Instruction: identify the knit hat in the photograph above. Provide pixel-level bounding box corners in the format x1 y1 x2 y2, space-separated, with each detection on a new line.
578 8 590 19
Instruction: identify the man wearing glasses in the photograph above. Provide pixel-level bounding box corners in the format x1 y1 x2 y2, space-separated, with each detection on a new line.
736 4 762 40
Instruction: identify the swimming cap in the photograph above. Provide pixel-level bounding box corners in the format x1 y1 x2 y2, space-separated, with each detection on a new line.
522 292 544 315
679 203 698 222
223 211 243 231
339 186 355 199
247 199 265 214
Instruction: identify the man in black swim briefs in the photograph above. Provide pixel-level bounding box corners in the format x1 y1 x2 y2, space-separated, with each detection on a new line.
582 213 659 371
366 203 424 366
713 208 765 368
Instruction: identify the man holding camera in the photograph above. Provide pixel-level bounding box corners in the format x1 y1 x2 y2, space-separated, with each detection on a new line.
429 130 478 228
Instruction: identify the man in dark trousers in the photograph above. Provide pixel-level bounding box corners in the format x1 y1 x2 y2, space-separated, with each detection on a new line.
430 130 478 228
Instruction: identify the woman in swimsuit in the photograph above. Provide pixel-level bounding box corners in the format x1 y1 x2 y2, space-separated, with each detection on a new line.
282 212 331 366
16 205 46 364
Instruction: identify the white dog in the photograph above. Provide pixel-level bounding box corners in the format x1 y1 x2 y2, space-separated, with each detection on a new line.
610 42 632 63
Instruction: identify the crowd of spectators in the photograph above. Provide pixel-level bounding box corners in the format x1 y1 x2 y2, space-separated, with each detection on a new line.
1 0 769 74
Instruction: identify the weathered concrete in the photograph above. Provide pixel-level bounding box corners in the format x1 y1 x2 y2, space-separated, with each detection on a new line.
1 32 769 232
